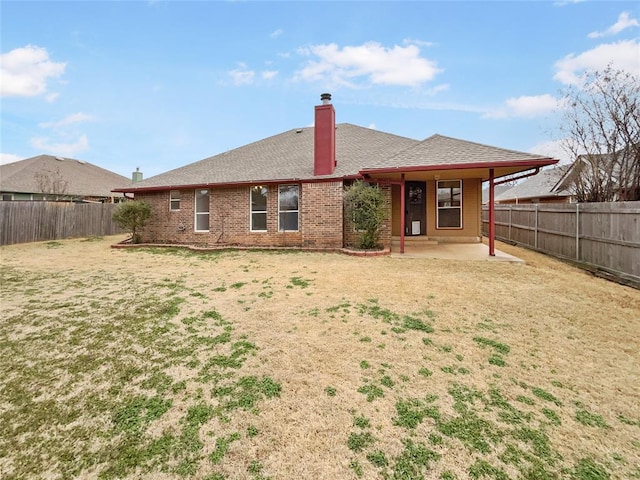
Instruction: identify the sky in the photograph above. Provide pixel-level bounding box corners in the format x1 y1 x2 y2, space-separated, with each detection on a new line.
1 1 639 179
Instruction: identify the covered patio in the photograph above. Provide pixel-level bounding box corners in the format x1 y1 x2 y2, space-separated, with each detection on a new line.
389 237 524 262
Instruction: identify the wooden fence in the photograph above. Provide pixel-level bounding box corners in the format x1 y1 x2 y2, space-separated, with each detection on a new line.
482 202 640 284
0 201 124 246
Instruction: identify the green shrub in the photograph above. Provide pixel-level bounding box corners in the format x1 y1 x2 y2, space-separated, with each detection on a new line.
112 201 151 243
344 180 386 250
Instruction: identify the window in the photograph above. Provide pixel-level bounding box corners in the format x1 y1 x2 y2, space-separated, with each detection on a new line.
1 194 13 201
437 180 462 228
250 186 268 231
194 189 210 232
278 184 299 231
170 190 180 210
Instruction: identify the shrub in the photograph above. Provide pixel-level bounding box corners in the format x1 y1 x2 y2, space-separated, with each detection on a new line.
112 201 151 244
344 180 386 250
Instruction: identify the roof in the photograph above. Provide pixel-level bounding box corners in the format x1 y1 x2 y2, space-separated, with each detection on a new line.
363 134 553 170
117 123 557 192
0 155 131 198
494 165 573 202
481 184 513 204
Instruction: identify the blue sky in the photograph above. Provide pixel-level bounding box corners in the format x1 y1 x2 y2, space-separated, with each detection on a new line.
1 1 639 179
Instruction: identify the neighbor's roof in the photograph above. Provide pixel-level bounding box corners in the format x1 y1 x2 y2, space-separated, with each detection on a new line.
117 123 557 192
494 165 573 202
0 155 131 197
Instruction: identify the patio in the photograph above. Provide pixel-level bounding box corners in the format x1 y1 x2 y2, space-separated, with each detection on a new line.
390 237 525 262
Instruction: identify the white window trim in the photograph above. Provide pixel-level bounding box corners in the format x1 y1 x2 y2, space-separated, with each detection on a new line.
250 186 268 232
278 184 299 232
169 190 180 211
436 179 463 229
194 189 210 232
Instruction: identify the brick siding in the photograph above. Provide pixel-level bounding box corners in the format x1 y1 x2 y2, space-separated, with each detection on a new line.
136 181 354 249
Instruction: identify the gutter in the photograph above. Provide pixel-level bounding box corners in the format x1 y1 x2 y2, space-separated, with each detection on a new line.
359 158 557 176
111 175 348 194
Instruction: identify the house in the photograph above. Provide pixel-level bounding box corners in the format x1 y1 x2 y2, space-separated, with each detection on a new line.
0 155 132 203
481 184 512 204
114 94 558 254
554 148 640 202
493 165 574 204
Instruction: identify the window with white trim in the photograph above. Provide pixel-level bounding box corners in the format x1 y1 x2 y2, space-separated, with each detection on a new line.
194 189 210 232
278 184 299 231
436 180 462 228
170 190 180 211
250 185 268 231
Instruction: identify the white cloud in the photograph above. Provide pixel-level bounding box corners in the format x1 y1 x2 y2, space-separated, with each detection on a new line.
553 0 586 6
30 134 89 156
554 39 640 85
0 153 23 165
38 112 94 129
528 139 573 163
588 11 639 38
0 45 66 97
270 29 283 39
403 38 435 48
261 70 278 80
484 94 561 119
296 41 442 88
228 63 255 85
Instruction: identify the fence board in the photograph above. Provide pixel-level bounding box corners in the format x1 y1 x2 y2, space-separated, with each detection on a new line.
482 201 640 283
0 202 123 245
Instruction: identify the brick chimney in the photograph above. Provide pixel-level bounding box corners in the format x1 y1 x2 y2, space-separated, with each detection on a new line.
314 93 336 176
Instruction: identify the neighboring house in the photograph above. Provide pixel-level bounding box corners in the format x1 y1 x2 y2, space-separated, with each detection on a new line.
481 184 512 204
493 165 574 204
0 155 132 203
115 94 558 253
554 148 640 202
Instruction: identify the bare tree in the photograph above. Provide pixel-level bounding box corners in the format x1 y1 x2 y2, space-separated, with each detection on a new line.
559 65 640 202
34 166 69 198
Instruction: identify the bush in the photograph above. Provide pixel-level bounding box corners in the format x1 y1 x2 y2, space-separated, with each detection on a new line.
344 181 386 250
112 201 151 244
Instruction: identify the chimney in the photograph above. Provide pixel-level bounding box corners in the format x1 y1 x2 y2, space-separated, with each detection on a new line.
314 93 336 176
132 167 143 183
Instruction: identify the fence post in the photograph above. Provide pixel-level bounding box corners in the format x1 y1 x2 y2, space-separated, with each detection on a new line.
508 206 512 241
534 204 538 249
575 203 580 261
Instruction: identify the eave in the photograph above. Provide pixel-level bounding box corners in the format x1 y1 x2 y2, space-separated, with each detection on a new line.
359 158 558 182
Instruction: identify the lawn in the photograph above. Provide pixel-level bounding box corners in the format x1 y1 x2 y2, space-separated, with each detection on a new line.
1 235 639 480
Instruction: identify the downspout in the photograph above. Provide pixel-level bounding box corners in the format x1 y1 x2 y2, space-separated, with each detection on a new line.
400 174 406 254
489 168 495 256
493 167 540 185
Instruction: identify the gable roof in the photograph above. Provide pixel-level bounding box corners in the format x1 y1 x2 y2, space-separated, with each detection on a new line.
0 155 131 198
116 124 557 193
494 165 573 202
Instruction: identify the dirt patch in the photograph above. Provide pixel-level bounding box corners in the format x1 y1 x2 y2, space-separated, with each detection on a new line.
1 235 639 479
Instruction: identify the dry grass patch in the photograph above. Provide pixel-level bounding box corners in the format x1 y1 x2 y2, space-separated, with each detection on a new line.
0 235 639 480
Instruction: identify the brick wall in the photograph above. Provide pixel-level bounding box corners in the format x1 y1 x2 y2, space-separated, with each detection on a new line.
300 181 343 248
136 181 347 248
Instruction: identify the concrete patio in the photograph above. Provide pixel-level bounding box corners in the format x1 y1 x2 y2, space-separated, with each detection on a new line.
390 237 525 263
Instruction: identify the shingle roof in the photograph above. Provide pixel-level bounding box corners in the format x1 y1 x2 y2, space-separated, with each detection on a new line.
0 155 131 198
364 134 553 170
494 165 572 202
120 124 557 192
125 123 418 189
